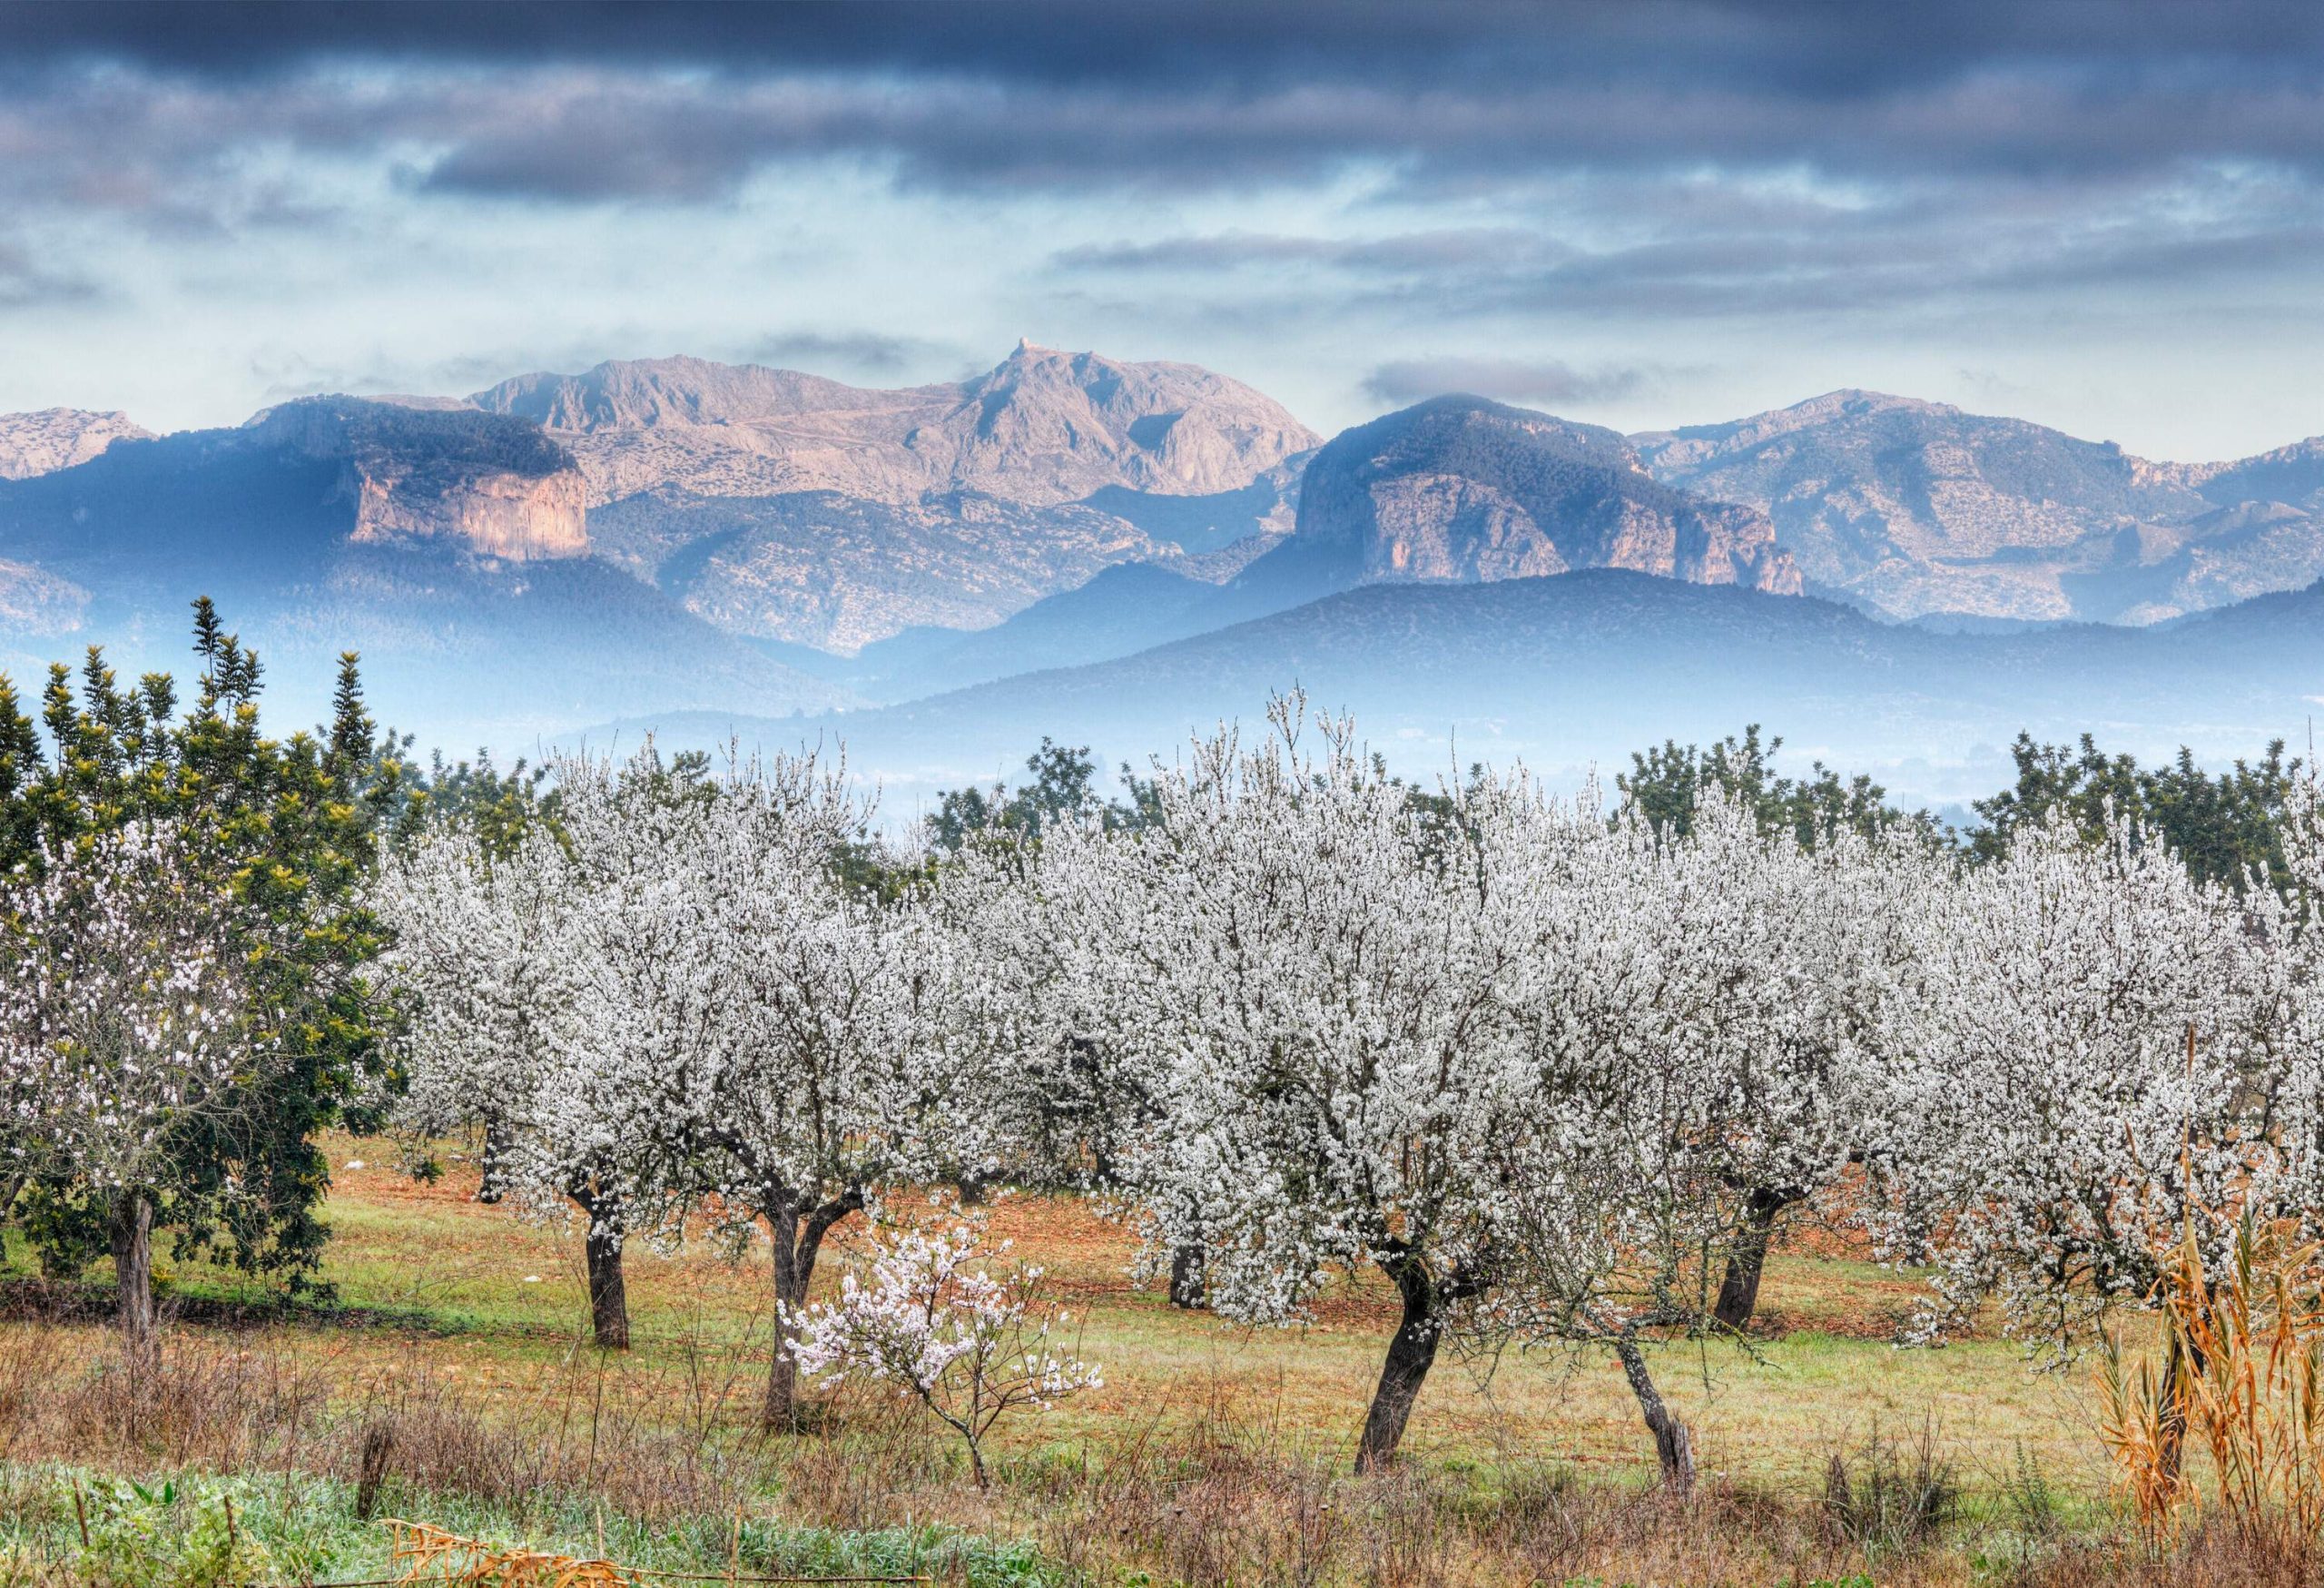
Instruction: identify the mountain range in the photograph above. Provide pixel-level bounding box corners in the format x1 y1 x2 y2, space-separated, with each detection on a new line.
3 346 2320 804
0 398 841 738
1633 390 2324 624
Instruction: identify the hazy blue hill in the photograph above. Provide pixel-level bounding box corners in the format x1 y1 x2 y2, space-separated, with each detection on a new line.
840 561 1224 698
2153 572 2324 666
1077 470 1305 555
0 424 360 587
276 549 847 741
581 568 2324 819
2193 438 2324 513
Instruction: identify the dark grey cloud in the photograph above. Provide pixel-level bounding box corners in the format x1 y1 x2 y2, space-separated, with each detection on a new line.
5 2 2324 211
4 0 2323 413
1049 155 2324 323
10 3 2322 107
1364 358 1652 410
1055 230 1568 276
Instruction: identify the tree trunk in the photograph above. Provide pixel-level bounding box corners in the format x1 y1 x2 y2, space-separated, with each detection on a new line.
566 1181 631 1350
763 1189 865 1431
1713 1187 1797 1333
1168 1242 1206 1309
766 1204 804 1430
1354 1260 1443 1474
584 1223 630 1351
110 1192 157 1376
1613 1329 1695 1494
477 1116 514 1205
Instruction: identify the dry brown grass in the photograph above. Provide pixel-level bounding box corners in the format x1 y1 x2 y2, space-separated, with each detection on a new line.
17 1139 2324 1584
8 1318 2324 1586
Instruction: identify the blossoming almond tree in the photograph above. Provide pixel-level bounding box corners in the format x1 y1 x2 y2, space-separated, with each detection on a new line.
785 1201 1101 1488
373 820 665 1349
551 743 969 1428
1618 796 1936 1335
1859 809 2270 1351
0 824 255 1371
1463 771 1750 1489
1442 777 1933 1488
1061 697 1518 1472
930 803 1215 1297
2241 774 2324 1238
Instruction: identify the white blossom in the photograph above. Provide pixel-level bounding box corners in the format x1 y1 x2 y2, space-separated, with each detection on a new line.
1 823 253 1199
1856 808 2272 1349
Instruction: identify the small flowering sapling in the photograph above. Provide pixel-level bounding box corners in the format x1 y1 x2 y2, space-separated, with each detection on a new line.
783 1204 1101 1489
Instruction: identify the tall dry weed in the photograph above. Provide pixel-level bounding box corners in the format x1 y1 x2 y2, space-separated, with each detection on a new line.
2099 1213 2324 1553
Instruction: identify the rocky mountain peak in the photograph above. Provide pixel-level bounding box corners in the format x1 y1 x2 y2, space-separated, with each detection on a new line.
1240 394 1798 606
473 356 878 433
938 343 1320 500
467 345 1317 511
1629 390 2324 623
0 408 155 480
1632 390 1965 471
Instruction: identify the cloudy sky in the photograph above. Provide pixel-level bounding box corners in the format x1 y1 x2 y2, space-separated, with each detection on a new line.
4 1 2322 459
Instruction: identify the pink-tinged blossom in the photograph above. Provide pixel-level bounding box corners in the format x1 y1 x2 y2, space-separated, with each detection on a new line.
783 1203 1099 1487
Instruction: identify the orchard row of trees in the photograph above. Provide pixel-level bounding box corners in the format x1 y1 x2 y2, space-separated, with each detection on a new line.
376 695 2324 1484
4 604 2320 1483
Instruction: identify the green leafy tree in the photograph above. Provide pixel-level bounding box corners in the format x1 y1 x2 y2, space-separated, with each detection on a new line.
376 745 559 860
1970 733 2307 892
1 599 401 1325
1620 725 1940 850
925 738 1157 854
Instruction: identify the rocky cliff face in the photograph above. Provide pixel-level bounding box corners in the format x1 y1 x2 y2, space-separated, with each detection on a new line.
1265 396 1799 604
0 409 154 480
466 343 1315 648
1632 390 2324 622
472 341 1320 508
245 398 589 561
342 465 588 560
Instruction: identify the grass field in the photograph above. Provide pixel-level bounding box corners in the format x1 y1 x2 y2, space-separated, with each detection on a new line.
0 1135 2264 1587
